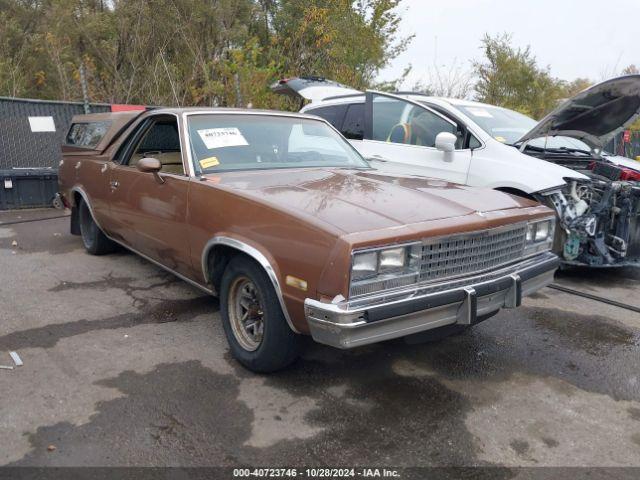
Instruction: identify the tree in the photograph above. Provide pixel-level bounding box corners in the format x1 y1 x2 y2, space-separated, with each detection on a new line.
0 0 411 109
562 78 592 98
267 0 410 90
473 33 566 119
412 59 473 99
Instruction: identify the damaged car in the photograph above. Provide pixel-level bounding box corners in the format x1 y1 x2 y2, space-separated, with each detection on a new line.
273 75 640 267
58 108 558 372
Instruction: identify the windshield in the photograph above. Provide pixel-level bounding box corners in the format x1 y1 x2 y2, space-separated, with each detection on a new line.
456 104 604 155
188 114 368 173
456 105 537 145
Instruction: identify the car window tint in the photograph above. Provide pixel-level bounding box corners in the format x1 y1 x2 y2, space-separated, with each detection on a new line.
306 104 347 129
372 97 406 142
127 119 184 175
341 103 364 140
469 134 482 149
65 121 111 148
138 123 180 152
372 95 461 148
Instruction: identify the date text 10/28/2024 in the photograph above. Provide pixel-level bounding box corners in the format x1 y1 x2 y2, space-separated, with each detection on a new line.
233 468 401 478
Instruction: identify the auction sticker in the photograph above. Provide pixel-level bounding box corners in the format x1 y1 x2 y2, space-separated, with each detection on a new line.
198 127 248 149
199 156 220 169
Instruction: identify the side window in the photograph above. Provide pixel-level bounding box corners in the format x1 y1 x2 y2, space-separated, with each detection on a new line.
469 135 482 149
372 94 462 148
125 118 184 175
306 105 347 130
66 121 111 148
341 103 364 140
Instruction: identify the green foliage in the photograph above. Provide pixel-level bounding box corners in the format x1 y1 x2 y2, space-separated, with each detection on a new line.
472 33 568 119
562 78 592 99
0 0 410 109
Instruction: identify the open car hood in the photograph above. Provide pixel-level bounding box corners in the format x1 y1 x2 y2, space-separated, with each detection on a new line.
518 75 640 149
271 77 361 103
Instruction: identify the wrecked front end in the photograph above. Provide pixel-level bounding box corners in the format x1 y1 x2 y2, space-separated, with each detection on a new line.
539 166 640 267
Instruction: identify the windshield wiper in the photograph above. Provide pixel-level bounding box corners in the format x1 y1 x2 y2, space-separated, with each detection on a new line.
519 144 592 157
552 146 593 156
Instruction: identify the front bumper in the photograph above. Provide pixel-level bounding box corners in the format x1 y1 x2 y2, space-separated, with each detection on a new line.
304 252 559 349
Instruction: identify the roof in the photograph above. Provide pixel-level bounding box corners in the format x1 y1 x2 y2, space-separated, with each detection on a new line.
148 106 318 116
303 92 495 111
70 107 323 122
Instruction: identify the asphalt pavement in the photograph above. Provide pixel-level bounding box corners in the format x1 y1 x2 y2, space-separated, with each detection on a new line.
0 209 639 469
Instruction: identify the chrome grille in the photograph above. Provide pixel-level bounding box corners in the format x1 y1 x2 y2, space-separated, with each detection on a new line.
419 224 527 282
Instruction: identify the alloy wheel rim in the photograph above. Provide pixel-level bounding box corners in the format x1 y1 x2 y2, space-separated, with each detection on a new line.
228 276 265 351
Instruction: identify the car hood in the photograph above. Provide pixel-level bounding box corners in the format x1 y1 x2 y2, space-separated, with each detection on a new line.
518 75 640 149
603 154 640 173
207 168 536 234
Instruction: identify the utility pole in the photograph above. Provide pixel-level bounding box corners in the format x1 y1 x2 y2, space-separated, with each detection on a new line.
234 72 243 107
79 62 90 114
78 38 90 114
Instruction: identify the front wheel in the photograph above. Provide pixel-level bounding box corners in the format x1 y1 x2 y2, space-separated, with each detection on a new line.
78 199 116 255
220 256 301 373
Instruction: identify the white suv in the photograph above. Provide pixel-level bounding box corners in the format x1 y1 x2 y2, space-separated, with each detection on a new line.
272 76 640 267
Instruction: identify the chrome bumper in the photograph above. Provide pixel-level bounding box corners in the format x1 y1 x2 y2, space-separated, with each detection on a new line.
304 252 559 349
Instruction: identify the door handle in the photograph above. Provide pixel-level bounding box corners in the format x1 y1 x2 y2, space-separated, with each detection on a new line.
109 180 120 189
369 155 389 162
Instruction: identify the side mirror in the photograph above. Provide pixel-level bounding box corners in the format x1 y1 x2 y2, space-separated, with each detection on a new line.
136 157 164 183
435 132 457 153
137 157 162 173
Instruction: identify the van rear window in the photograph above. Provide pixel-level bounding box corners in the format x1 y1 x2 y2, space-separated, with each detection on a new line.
66 121 111 148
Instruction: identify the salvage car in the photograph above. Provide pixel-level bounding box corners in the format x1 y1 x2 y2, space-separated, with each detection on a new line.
273 75 640 267
58 108 559 372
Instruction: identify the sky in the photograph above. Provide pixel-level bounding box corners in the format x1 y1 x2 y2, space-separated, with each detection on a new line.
379 0 640 88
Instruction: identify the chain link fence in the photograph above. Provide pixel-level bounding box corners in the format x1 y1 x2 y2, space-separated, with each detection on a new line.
0 97 110 170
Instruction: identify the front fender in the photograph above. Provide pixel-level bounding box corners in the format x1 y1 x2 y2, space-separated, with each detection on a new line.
201 234 300 334
469 144 584 193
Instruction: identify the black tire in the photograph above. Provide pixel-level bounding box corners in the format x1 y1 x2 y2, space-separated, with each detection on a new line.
78 199 116 255
220 256 301 373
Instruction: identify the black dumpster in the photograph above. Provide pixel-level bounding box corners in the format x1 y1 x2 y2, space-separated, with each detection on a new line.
0 169 59 210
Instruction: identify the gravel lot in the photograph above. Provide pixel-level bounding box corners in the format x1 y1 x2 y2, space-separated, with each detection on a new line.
0 209 639 469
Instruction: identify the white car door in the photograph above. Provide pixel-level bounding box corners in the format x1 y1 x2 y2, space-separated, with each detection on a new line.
355 91 472 184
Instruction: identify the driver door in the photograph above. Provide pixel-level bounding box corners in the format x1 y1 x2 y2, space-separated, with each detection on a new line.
357 91 471 184
108 115 193 277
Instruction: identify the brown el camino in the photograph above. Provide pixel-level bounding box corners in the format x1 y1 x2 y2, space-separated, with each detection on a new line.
57 107 559 372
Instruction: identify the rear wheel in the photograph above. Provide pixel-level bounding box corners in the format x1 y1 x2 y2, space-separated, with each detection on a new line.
78 199 116 255
220 256 301 373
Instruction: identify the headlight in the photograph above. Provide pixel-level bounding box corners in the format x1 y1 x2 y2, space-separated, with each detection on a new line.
535 221 550 241
350 243 421 294
526 225 535 242
524 218 555 254
379 247 406 271
352 251 378 280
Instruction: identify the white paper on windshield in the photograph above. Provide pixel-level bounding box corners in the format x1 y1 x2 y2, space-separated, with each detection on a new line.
28 116 56 132
197 127 248 149
467 108 493 118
